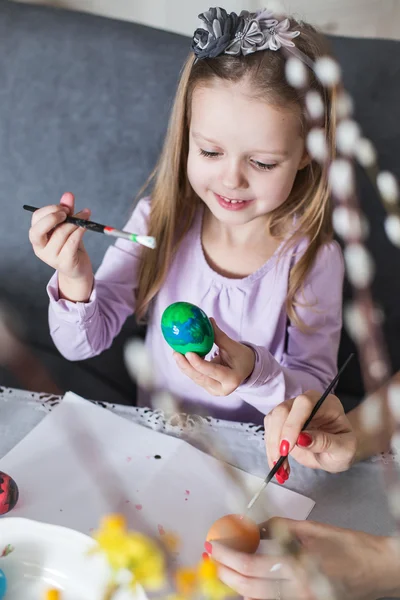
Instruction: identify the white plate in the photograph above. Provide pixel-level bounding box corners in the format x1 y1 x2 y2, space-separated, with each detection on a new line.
0 518 147 600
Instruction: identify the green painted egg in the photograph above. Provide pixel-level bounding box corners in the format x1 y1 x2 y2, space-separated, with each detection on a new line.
161 302 214 356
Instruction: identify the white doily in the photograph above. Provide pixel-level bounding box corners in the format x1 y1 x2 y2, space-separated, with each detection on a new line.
0 387 268 475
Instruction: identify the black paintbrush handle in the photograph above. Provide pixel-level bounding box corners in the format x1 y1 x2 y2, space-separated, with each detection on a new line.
263 353 354 485
23 205 105 233
303 353 354 430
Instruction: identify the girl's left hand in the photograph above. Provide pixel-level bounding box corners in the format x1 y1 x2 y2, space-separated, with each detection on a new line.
211 517 398 600
173 318 255 396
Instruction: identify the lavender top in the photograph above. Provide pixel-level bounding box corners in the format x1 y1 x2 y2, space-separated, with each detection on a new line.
47 197 344 423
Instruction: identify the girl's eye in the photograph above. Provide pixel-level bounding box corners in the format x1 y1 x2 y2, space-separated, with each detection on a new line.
252 160 277 171
199 149 220 158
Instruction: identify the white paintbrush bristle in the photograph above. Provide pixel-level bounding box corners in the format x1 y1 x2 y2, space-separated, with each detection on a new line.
336 91 354 119
306 128 328 162
385 215 400 248
344 302 369 342
124 338 153 389
344 243 375 288
388 383 400 422
137 235 157 249
377 171 399 205
329 159 354 199
336 119 361 156
305 90 325 120
355 138 377 168
314 56 341 86
285 56 308 88
333 206 368 241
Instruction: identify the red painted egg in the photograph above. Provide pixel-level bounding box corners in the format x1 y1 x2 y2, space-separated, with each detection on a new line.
0 471 19 515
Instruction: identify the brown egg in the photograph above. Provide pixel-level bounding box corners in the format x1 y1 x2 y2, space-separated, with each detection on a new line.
206 514 260 554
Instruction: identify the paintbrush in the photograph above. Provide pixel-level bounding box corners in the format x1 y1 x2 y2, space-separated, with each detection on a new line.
23 205 156 249
245 352 354 514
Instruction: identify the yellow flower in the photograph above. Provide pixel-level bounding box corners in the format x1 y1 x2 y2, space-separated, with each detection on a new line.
45 590 61 600
92 514 131 571
198 557 218 580
175 558 235 600
175 568 198 596
197 557 235 600
200 577 235 600
91 514 166 591
91 514 234 599
126 532 166 590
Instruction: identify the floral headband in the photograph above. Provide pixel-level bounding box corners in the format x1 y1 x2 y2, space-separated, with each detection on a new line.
192 7 301 60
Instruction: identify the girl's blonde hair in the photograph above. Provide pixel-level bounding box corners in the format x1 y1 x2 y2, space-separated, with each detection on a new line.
135 17 337 326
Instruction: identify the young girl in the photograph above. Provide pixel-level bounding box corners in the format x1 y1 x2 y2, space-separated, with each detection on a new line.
28 7 344 424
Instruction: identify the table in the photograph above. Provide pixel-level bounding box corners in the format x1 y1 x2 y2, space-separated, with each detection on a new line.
0 386 399 598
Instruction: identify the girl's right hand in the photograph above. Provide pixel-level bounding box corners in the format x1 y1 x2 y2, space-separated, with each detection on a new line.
264 390 357 478
29 192 93 282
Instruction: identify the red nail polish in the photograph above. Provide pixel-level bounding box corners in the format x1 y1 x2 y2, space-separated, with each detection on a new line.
280 440 290 456
204 541 213 555
297 433 313 448
276 465 289 481
202 552 210 560
276 474 285 485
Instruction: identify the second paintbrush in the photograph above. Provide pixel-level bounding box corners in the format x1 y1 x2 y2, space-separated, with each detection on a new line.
23 205 156 249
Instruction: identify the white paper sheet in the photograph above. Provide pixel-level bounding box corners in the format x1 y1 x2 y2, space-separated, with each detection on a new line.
0 392 315 566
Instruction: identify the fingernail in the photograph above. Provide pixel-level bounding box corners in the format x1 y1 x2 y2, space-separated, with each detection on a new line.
276 474 285 485
276 465 289 481
202 552 210 560
81 208 90 215
279 440 290 456
297 432 313 448
204 541 213 555
270 563 282 573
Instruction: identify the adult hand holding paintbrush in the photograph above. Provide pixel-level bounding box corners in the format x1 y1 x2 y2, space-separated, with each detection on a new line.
265 389 358 482
246 354 356 512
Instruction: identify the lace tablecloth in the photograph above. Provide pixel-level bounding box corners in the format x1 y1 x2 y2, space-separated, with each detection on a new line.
0 386 398 540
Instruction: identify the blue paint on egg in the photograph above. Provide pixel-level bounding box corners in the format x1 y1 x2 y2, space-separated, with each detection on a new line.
0 568 7 599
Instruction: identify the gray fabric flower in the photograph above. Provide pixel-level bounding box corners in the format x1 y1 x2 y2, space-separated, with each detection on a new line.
191 6 301 60
255 8 278 27
224 18 265 56
192 7 242 60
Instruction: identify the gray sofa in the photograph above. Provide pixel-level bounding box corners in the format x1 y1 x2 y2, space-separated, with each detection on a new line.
1 0 399 410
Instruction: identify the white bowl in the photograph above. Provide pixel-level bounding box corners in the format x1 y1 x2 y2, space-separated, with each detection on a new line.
0 518 147 600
